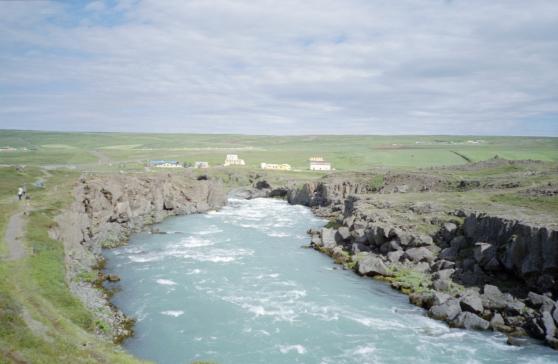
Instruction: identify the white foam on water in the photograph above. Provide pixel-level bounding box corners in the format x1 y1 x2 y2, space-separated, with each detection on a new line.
253 273 280 280
186 268 202 275
277 344 307 355
267 231 289 237
346 312 408 330
194 226 223 235
156 278 177 286
128 255 161 263
161 310 184 317
352 345 376 355
176 236 214 248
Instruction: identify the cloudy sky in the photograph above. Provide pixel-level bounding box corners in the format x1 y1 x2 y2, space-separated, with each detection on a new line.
1 0 557 135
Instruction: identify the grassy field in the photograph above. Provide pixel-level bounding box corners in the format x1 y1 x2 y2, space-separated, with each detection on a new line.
1 130 557 171
0 130 557 363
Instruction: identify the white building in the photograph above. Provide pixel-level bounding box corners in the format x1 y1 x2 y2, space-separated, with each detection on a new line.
149 160 183 168
309 157 331 171
224 154 245 166
194 161 209 169
260 162 291 171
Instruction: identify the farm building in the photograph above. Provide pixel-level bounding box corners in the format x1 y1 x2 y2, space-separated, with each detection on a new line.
260 162 291 171
149 160 183 168
194 161 209 169
224 154 245 166
309 157 331 171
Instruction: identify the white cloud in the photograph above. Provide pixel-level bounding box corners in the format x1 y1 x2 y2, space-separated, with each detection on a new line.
0 0 557 135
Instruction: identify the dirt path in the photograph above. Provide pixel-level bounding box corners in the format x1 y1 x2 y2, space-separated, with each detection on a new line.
89 149 112 165
4 211 27 260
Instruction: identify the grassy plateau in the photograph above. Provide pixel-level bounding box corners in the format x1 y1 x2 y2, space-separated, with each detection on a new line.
0 129 557 363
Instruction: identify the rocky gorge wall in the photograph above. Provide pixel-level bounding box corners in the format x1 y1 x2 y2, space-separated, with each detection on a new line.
462 214 558 292
277 179 558 349
50 173 227 341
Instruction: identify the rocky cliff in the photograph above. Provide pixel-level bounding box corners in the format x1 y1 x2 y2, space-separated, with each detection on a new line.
462 213 558 292
279 179 558 350
50 173 227 341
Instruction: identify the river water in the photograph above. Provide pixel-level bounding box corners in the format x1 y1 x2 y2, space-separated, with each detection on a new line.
105 198 556 364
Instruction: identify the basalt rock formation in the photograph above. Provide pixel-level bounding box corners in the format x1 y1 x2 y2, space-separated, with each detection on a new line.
275 173 558 350
50 173 227 341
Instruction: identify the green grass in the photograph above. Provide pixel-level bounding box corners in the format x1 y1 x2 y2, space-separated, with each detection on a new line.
367 174 385 191
0 166 144 363
490 193 558 214
26 210 95 331
2 130 557 171
390 268 432 294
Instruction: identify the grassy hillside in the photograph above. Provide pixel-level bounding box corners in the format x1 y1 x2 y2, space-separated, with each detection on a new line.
0 166 143 363
1 130 557 171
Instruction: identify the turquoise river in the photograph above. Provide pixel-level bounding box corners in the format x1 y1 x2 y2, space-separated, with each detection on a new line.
104 197 557 364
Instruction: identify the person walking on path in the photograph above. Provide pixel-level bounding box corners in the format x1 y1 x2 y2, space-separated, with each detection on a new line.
17 186 23 201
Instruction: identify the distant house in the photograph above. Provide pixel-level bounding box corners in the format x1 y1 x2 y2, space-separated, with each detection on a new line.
309 156 331 171
260 162 291 171
149 160 183 168
194 161 209 169
224 154 245 166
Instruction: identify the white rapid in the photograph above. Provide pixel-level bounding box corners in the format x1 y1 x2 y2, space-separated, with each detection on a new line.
104 198 557 364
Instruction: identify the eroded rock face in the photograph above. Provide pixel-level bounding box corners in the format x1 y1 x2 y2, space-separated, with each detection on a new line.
284 176 558 349
464 213 558 292
50 173 227 341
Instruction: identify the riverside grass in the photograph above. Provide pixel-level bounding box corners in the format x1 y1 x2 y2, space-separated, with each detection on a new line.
0 167 143 363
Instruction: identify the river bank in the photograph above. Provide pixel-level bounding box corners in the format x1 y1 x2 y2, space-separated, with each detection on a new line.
50 173 228 342
260 161 558 350
50 159 558 355
103 196 557 363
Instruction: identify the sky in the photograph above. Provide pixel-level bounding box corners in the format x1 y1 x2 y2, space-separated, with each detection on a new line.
1 0 558 136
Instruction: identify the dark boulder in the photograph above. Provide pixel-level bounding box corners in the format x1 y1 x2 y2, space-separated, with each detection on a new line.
481 285 524 313
433 269 454 281
409 291 434 309
474 242 497 268
387 250 404 263
429 299 461 321
335 227 351 243
450 235 467 250
321 228 337 249
356 254 391 277
460 295 484 315
542 311 557 342
255 180 271 189
431 260 455 272
527 292 555 311
405 247 435 263
440 222 458 242
440 247 458 261
453 312 490 330
525 317 546 340
432 291 451 306
432 279 451 291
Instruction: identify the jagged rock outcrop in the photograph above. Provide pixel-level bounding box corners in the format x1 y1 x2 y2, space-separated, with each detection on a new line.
49 173 227 341
463 213 558 293
286 180 369 207
284 180 558 350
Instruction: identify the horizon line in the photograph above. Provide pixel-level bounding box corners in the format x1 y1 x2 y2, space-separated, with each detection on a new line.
0 128 556 139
